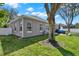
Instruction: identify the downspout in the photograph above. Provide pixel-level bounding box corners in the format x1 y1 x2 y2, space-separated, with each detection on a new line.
22 17 24 38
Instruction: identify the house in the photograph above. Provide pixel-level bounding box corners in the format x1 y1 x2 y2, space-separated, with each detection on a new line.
8 15 49 37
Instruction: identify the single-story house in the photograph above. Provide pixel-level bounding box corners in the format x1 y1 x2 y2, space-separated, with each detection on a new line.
8 15 49 37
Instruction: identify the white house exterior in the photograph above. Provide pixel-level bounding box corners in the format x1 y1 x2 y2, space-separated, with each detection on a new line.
8 15 49 37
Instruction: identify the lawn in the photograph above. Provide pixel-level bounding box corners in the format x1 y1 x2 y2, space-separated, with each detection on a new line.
0 34 79 56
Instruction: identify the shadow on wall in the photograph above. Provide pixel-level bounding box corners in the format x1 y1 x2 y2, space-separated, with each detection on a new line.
50 40 75 56
0 35 48 55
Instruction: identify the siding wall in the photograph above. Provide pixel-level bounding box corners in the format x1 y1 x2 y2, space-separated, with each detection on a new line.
9 19 22 37
23 18 48 37
9 17 48 37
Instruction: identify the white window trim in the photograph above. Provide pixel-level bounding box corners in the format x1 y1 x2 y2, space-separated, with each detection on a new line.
20 31 22 33
27 22 32 31
14 31 16 32
27 31 32 33
20 21 22 24
40 24 43 31
40 31 43 32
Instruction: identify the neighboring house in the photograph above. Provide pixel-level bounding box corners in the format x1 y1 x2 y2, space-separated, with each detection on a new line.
8 15 49 37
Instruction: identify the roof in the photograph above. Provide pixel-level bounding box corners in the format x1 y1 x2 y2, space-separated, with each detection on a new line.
8 16 22 24
8 15 48 24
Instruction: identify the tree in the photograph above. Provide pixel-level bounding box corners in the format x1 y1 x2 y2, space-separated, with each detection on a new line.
0 3 9 27
0 3 4 6
44 3 61 43
58 3 79 33
0 3 18 27
8 8 18 20
0 9 9 27
75 23 79 28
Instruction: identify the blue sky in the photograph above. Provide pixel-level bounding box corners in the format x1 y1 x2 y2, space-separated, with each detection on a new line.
3 3 79 24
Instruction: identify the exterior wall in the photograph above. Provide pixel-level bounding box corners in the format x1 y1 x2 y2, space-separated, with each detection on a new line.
23 18 48 37
9 17 48 37
9 19 22 37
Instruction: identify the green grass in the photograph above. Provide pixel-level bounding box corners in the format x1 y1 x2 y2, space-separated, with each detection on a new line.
0 34 79 56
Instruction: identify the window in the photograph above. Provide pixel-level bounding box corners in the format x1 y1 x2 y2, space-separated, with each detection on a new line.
40 24 43 31
19 21 22 32
20 26 22 31
46 26 49 30
19 22 22 31
14 23 16 31
14 27 16 31
27 23 32 31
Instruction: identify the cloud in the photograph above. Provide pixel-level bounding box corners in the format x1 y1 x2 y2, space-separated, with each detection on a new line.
31 12 37 15
55 15 60 18
39 7 44 10
25 12 29 15
26 7 34 12
5 3 19 8
31 12 47 17
17 13 21 16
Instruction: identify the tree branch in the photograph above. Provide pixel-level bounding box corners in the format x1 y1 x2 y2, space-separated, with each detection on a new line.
44 3 50 16
59 11 68 25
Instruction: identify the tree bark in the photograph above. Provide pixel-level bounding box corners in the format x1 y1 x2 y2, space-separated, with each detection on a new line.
48 16 55 43
44 3 61 43
48 23 55 42
68 25 70 33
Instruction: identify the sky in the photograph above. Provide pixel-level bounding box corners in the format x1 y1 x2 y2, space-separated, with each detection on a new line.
3 3 79 24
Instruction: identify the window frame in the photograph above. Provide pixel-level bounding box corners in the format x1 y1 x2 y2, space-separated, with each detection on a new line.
40 24 43 32
27 22 32 33
19 21 22 32
14 23 16 32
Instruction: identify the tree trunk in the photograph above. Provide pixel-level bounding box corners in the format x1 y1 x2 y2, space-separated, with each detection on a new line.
68 25 70 33
68 27 70 33
44 3 61 43
48 17 55 43
48 24 55 41
66 25 71 35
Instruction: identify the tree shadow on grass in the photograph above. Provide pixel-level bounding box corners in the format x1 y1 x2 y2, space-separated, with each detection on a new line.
0 35 48 55
50 40 75 56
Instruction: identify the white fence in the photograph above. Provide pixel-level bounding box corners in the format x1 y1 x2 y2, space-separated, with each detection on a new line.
64 29 79 33
0 28 12 35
